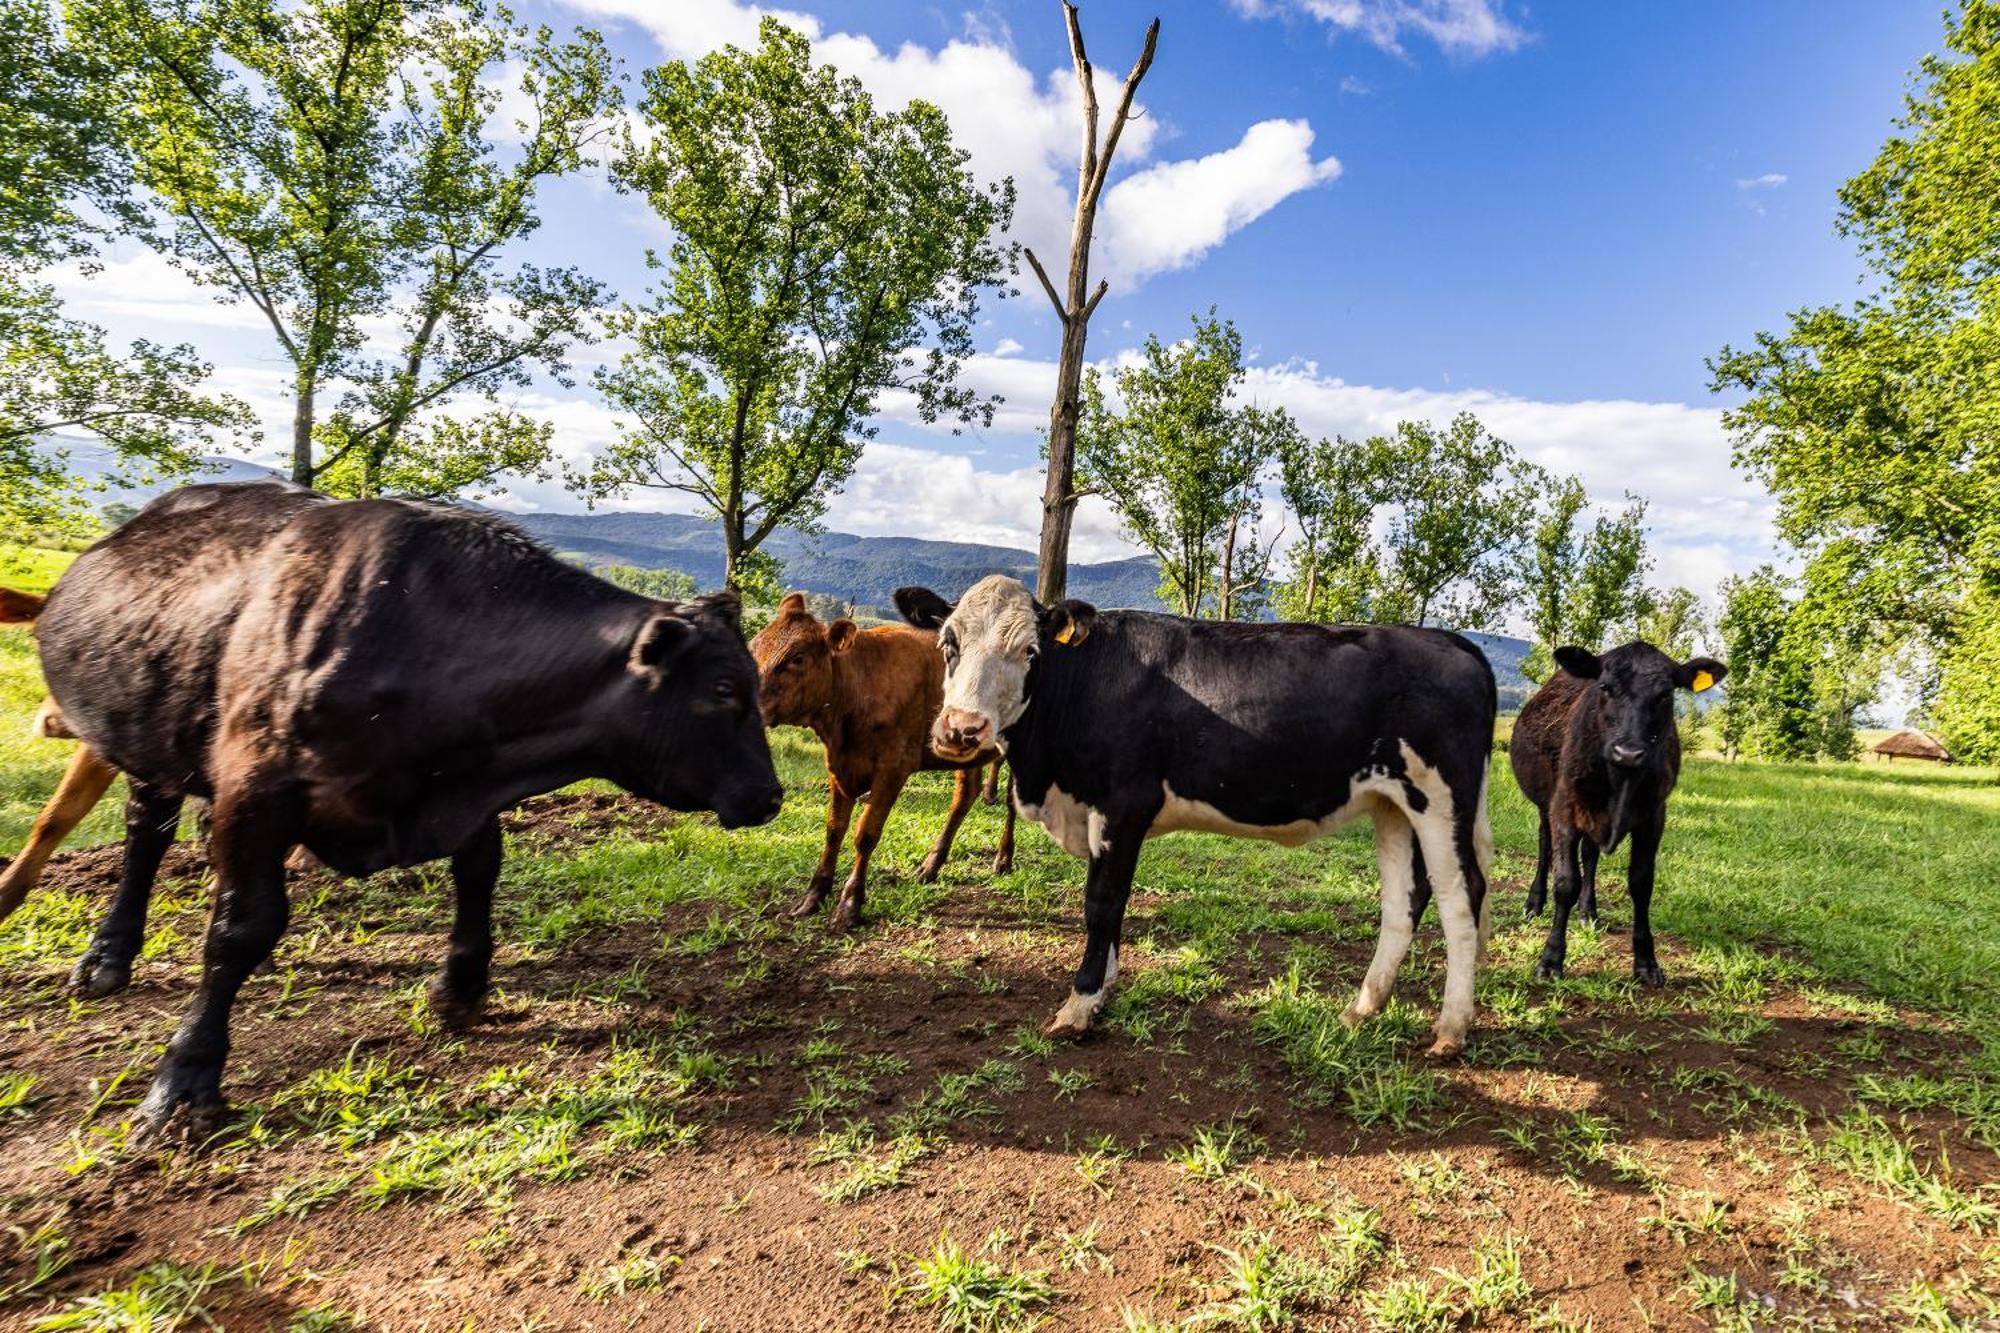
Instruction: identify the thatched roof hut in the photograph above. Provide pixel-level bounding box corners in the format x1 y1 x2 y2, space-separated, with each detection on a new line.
1870 730 1954 763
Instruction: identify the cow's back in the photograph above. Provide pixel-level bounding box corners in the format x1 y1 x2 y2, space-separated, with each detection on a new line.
1509 671 1584 809
37 480 327 793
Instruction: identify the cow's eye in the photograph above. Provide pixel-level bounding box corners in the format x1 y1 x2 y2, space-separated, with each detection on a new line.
787 652 804 669
714 679 738 702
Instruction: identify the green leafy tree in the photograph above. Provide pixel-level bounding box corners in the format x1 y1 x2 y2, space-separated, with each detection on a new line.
1710 0 2000 756
1274 431 1391 623
590 564 700 601
573 20 1014 598
1 0 247 535
1635 585 1705 659
1075 311 1277 618
1931 586 2000 763
1519 483 1651 681
1370 413 1541 630
1716 568 1872 762
76 0 620 496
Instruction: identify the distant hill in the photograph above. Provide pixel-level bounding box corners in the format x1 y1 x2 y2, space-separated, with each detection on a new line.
44 443 1540 708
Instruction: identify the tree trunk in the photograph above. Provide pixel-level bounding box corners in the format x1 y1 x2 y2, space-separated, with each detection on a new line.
1030 5 1158 607
291 371 316 486
1302 546 1320 621
1218 511 1239 621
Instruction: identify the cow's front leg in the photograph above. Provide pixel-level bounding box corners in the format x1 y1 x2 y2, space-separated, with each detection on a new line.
1533 820 1584 982
1578 838 1601 926
992 771 1016 875
1522 808 1552 917
429 818 501 1027
70 782 183 998
790 781 856 919
915 766 981 884
134 785 295 1142
1627 820 1666 987
1047 826 1145 1037
831 769 908 931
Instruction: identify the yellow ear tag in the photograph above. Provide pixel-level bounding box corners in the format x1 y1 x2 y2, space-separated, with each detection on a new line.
1691 670 1715 693
1054 618 1078 646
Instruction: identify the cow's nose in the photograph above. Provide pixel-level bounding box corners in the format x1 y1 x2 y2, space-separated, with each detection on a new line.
1610 743 1646 768
936 710 990 752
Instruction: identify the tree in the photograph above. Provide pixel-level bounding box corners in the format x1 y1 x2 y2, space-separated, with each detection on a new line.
574 20 1014 598
1716 568 1872 762
1371 413 1541 630
1274 431 1391 623
1075 312 1276 618
1027 2 1159 607
1635 585 1705 659
1 0 247 535
1710 0 2000 756
1518 483 1651 681
1931 585 2000 764
590 564 699 601
77 0 620 495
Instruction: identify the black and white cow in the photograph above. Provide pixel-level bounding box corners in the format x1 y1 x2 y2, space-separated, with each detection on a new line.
895 576 1499 1056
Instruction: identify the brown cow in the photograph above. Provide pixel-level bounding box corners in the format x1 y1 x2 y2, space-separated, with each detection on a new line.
750 592 1014 930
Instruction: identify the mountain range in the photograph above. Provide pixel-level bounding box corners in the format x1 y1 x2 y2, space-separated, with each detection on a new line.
49 443 1539 708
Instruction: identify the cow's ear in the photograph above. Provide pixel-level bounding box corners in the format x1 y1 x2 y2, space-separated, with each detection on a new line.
697 589 743 634
1675 656 1727 693
777 591 807 617
1041 598 1097 647
0 588 45 624
630 612 695 681
827 618 860 654
893 586 953 629
1553 645 1601 680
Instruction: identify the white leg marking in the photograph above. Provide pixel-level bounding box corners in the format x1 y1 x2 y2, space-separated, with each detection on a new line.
1413 808 1478 1056
1049 944 1118 1037
1346 809 1417 1027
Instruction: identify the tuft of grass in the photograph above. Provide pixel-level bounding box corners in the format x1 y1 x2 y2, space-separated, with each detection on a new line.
31 1261 237 1332
1247 967 1439 1127
1818 1109 2000 1233
1047 1068 1095 1101
1364 1276 1457 1333
812 1124 936 1204
897 1231 1055 1333
1439 1234 1534 1322
1167 1120 1264 1182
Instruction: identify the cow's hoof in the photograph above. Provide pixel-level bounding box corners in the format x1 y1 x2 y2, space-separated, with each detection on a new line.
914 858 943 886
991 852 1014 876
1522 898 1546 919
427 978 487 1029
1044 990 1102 1038
1533 959 1565 982
1426 1033 1466 1059
68 952 132 999
1339 1003 1370 1029
132 1073 226 1148
828 899 862 933
1633 962 1667 988
787 888 828 920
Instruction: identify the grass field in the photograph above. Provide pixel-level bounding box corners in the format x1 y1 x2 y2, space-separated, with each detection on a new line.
2 546 1997 1329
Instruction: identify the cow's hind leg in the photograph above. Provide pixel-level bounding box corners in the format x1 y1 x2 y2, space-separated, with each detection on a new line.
429 818 501 1027
70 781 183 998
1534 819 1585 982
790 782 856 919
1343 807 1420 1028
1413 799 1488 1057
135 786 295 1141
982 759 1001 805
1578 838 1601 926
1523 807 1552 917
916 767 980 884
831 769 909 931
1047 819 1145 1037
992 771 1016 875
0 746 118 924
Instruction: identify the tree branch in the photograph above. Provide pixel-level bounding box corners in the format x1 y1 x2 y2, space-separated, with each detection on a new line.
1022 247 1069 322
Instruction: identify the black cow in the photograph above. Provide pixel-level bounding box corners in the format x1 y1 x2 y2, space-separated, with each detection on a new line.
1509 641 1725 986
895 576 1497 1055
36 480 783 1137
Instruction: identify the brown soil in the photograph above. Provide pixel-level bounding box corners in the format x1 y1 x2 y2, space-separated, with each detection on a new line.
1 794 1993 1331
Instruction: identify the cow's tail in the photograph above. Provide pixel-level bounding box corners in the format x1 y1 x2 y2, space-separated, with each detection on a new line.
0 746 120 924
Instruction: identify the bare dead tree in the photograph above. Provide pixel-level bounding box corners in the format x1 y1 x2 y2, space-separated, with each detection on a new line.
1027 2 1159 605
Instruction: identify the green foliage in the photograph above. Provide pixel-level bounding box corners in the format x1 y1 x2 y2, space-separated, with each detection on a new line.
1931 583 2000 763
578 19 1013 595
1076 310 1283 618
1518 480 1651 681
589 563 701 602
897 1231 1054 1333
1716 567 1870 761
1274 430 1392 623
74 0 619 497
1710 0 2000 758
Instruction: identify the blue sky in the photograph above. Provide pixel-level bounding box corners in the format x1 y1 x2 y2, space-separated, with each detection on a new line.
53 0 1947 618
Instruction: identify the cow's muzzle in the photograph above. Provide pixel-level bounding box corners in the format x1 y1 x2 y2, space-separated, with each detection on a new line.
933 708 992 760
1609 743 1647 769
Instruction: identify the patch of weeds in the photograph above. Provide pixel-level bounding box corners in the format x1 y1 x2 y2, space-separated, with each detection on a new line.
1679 1266 1758 1333
579 1251 680 1300
1048 1068 1095 1101
1668 1066 1802 1126
1 1221 72 1303
896 1231 1055 1332
1396 1152 1467 1212
1854 1071 2000 1148
1547 1110 1619 1178
1198 1233 1361 1330
1438 1233 1533 1323
0 1071 40 1119
31 1261 239 1331
232 1173 354 1234
277 1050 440 1150
890 1060 1024 1135
1054 1222 1112 1274
812 1124 937 1204
1167 1120 1265 1182
287 1308 367 1332
1005 1025 1058 1059
1248 966 1438 1127
1604 1146 1669 1196
1891 1277 1980 1332
1104 947 1226 1043
1365 1276 1457 1333
362 1119 587 1209
1818 1108 2000 1233
1076 1135 1134 1197
1640 1194 1735 1247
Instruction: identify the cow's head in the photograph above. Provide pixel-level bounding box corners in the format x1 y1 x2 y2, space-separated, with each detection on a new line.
609 590 784 829
895 576 1095 761
1555 641 1727 772
747 592 860 728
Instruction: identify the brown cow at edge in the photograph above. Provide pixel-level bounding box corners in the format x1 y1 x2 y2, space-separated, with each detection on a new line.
1510 640 1725 987
750 592 1014 930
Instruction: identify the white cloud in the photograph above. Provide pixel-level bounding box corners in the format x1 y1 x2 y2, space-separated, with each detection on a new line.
991 337 1024 358
1099 119 1341 283
1233 0 1527 59
1734 173 1789 190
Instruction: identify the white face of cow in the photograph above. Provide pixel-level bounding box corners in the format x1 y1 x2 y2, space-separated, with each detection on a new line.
932 576 1046 760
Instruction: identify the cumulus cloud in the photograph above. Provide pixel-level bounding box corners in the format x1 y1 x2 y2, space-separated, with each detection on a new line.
556 0 1335 284
1734 172 1789 190
1232 0 1527 59
1099 120 1342 283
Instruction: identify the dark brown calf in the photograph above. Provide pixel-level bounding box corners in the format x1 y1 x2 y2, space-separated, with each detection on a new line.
750 593 1014 930
1510 640 1724 987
